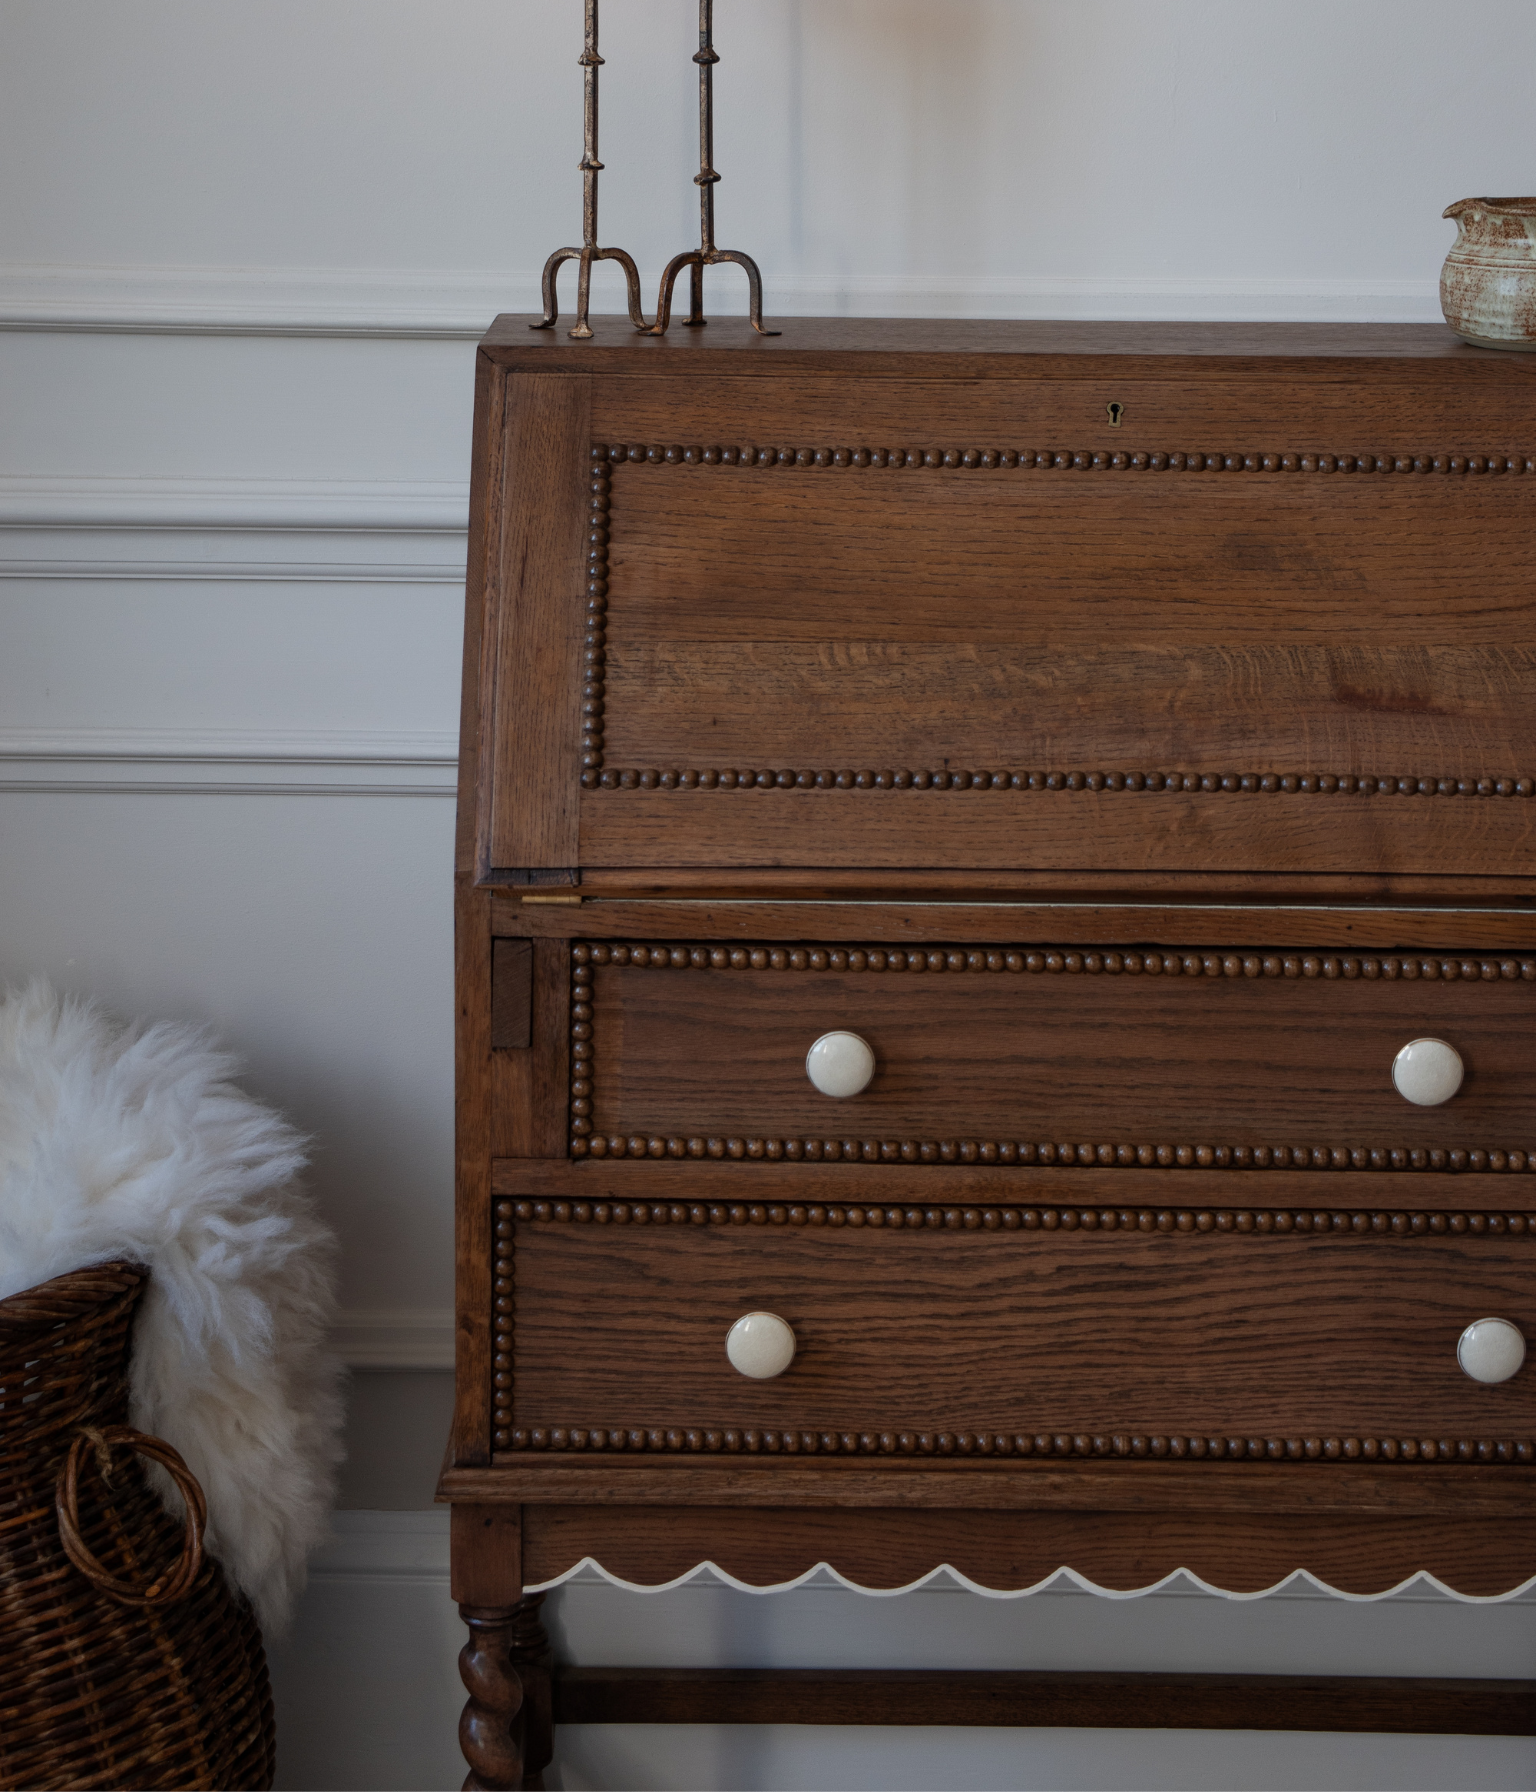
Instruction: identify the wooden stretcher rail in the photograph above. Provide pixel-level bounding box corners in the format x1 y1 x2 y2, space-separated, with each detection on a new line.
551 1666 1536 1735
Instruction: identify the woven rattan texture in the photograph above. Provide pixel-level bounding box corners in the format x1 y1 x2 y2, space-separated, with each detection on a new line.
0 1263 275 1791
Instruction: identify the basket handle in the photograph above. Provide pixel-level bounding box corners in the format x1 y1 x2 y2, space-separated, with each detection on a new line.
55 1424 208 1608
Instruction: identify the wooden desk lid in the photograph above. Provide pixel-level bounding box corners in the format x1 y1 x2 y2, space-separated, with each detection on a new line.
463 319 1536 888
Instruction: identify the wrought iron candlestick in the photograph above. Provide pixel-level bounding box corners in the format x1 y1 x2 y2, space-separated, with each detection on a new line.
530 0 649 338
647 0 778 336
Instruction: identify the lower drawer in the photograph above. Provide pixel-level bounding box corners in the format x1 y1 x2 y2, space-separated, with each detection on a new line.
501 1195 1536 1461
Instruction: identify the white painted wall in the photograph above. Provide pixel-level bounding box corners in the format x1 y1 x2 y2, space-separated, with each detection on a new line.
3 3 1535 1786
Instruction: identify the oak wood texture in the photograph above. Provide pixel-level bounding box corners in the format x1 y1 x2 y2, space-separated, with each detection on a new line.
570 867 1536 902
464 322 1536 885
481 316 1536 371
487 372 589 874
452 886 495 1467
518 1503 1536 1599
579 790 1536 878
596 460 1532 770
490 939 534 1051
501 1155 1536 1215
451 1505 524 1607
458 351 503 886
529 940 571 1159
499 897 1536 952
448 323 1536 1767
580 945 1535 1160
507 1217 1535 1444
446 1458 1536 1518
458 1606 524 1792
552 1666 1536 1735
584 373 1536 450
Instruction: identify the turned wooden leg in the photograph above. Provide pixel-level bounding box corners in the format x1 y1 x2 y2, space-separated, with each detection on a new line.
459 1604 524 1791
510 1593 553 1790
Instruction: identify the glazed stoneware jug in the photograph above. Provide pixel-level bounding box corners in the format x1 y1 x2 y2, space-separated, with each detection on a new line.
1441 197 1536 350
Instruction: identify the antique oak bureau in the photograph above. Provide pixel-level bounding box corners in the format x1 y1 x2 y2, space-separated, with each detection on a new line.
440 318 1536 1787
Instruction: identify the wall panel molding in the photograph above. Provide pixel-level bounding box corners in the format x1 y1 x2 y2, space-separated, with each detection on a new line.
0 730 458 796
0 557 464 584
0 474 470 533
0 263 1443 338
0 478 466 794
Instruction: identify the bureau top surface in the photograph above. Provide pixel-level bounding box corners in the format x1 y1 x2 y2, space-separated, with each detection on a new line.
480 315 1533 379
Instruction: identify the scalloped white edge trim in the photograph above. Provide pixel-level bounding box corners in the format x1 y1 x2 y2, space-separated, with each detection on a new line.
526 1557 1536 1605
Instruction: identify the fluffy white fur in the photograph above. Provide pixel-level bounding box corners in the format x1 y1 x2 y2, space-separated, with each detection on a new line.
0 981 343 1633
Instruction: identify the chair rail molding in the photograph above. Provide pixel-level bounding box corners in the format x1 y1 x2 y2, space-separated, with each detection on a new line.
0 262 1443 336
0 475 470 534
0 730 459 796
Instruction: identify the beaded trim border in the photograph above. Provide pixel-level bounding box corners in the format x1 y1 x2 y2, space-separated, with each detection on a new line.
587 766 1536 795
500 1424 1535 1465
579 443 1535 794
599 443 1536 476
511 1198 1536 1236
577 941 1536 982
568 944 1536 1169
491 1197 1535 1458
492 1203 514 1441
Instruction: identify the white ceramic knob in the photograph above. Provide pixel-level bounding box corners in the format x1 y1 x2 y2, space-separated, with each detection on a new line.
1458 1317 1526 1385
805 1030 875 1098
1391 1037 1464 1107
726 1311 796 1380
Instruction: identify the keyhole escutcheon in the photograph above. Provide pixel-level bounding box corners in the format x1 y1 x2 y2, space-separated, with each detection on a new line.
1106 402 1124 428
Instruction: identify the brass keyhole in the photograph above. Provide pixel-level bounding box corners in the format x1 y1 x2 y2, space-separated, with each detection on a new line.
1106 402 1124 428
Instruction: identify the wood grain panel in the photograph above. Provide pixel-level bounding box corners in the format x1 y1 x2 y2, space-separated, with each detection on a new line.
499 898 1536 952
606 467 1534 647
490 938 533 1050
571 866 1536 903
603 643 1534 776
483 314 1536 373
488 371 589 871
450 1457 1536 1518
587 955 1536 1148
452 886 495 1466
529 939 570 1158
522 1502 1536 1597
579 787 1536 876
501 1156 1536 1216
588 374 1536 456
599 468 1535 770
509 1222 1536 1439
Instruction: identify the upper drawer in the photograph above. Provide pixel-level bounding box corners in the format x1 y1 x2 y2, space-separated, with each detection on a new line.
570 940 1536 1176
483 371 1536 879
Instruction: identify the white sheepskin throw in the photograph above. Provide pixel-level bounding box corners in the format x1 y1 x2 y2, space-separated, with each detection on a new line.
0 981 343 1633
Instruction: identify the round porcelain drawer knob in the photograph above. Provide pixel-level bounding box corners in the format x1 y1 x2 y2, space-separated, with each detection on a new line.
1458 1317 1526 1385
805 1030 875 1098
726 1311 796 1380
1391 1037 1464 1106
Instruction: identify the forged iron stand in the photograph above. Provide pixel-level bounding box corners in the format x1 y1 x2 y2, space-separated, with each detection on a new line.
649 0 778 336
530 0 649 340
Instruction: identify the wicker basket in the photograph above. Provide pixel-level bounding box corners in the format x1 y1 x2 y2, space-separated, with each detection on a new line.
0 1263 276 1790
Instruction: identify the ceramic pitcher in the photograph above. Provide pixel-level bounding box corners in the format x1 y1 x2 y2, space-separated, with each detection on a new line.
1441 197 1536 350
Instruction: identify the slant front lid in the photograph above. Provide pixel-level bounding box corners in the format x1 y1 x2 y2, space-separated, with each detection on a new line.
474 327 1536 881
